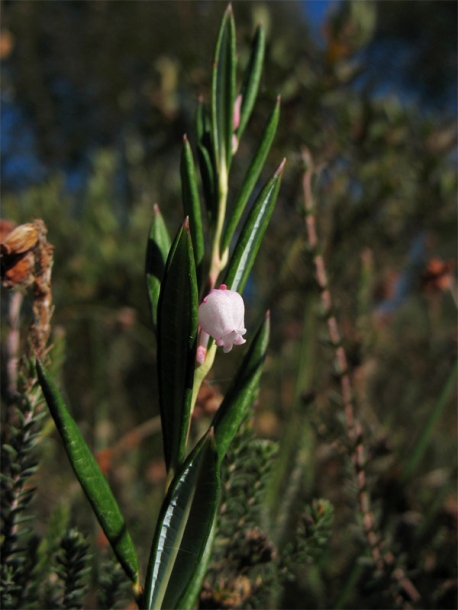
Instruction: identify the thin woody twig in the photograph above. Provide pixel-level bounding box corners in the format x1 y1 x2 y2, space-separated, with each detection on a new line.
300 147 420 606
29 220 54 360
95 416 162 474
6 291 23 398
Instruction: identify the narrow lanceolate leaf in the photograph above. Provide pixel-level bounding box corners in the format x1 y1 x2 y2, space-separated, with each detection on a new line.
181 136 205 274
142 432 220 610
212 312 270 464
157 219 198 475
224 158 286 294
36 359 139 585
223 97 281 251
236 24 266 142
146 204 172 333
196 100 217 225
211 4 236 173
198 144 216 226
196 96 211 143
177 516 217 610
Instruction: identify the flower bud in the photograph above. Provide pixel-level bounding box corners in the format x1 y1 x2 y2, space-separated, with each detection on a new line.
232 94 242 153
233 94 242 131
198 284 246 353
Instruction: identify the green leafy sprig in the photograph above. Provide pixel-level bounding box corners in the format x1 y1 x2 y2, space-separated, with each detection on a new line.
55 529 90 610
1 369 47 610
36 6 283 609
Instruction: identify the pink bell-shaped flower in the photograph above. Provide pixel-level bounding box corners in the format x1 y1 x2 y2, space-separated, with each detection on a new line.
198 284 246 353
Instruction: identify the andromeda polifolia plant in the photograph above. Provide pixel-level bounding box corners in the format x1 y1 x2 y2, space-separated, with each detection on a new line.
36 6 284 609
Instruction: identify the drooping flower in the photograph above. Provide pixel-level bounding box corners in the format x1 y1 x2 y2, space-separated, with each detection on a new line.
198 284 246 353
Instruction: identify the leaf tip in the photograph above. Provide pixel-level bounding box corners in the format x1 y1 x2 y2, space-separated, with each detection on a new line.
276 158 287 175
132 580 143 602
183 134 189 143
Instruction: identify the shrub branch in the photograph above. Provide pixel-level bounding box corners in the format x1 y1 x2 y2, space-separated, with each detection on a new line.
300 148 420 607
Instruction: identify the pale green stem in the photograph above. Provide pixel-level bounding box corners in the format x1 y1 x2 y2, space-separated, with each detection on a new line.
209 163 229 288
191 343 217 414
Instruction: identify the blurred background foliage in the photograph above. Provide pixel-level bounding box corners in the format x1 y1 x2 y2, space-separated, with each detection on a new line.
1 1 457 608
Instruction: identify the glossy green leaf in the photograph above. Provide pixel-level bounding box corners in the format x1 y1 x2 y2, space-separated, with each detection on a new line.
36 359 139 585
236 25 266 142
196 96 211 143
198 144 216 226
181 135 205 274
145 204 172 333
223 97 281 251
211 4 236 173
212 312 270 464
177 515 217 610
157 219 198 475
196 100 217 225
142 432 220 610
224 158 286 294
